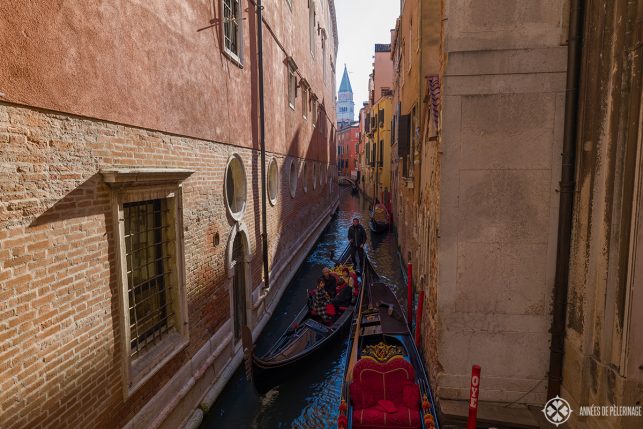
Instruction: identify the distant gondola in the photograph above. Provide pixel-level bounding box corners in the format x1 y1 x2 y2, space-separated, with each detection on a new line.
369 202 390 233
252 245 360 393
336 259 440 429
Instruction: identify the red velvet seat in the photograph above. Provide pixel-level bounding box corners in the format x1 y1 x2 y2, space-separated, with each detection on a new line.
350 356 421 429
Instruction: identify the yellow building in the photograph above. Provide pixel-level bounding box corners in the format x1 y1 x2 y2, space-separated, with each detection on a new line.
363 95 393 204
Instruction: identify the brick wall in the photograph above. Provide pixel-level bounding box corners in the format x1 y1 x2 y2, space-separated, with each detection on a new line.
0 103 337 428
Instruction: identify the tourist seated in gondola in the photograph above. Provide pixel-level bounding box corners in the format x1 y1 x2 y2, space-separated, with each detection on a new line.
339 267 355 288
308 278 333 321
331 276 352 311
321 267 337 298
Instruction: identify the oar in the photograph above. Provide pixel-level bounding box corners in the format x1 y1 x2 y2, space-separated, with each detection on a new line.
346 256 367 383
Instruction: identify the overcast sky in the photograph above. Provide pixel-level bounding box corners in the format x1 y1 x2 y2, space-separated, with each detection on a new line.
334 0 400 120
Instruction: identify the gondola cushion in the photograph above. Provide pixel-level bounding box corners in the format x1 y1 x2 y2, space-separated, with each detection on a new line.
353 406 421 429
350 356 421 428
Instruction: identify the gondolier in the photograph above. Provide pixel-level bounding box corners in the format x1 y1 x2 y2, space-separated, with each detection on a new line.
347 218 366 272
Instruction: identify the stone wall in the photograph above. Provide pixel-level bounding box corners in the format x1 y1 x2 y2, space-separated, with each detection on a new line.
561 0 643 427
421 0 569 408
0 103 338 428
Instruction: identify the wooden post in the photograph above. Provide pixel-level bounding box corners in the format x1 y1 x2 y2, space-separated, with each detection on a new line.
414 290 424 347
407 262 413 327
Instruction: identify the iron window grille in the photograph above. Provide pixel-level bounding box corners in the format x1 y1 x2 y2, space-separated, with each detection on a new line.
124 199 174 360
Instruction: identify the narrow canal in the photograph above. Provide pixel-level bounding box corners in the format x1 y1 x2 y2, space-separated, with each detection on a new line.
201 187 405 429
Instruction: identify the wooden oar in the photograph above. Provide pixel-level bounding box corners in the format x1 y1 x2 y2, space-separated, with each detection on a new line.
346 257 368 383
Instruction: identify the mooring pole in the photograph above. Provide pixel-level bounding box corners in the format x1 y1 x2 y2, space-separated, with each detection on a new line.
407 262 413 327
467 365 481 429
414 290 424 347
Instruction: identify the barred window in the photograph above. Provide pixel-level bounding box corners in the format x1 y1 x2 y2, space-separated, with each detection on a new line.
223 0 242 62
309 2 316 57
311 96 318 126
288 65 297 109
124 200 173 359
102 167 192 398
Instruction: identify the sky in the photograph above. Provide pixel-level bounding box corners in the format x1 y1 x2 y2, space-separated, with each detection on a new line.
334 0 400 120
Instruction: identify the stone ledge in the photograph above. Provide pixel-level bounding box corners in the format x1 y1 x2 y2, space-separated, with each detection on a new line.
101 168 195 186
440 399 540 428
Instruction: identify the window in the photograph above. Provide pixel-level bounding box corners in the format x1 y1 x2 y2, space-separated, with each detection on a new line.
268 158 279 205
102 167 192 398
289 159 297 198
313 163 318 190
303 162 308 193
225 154 247 220
125 199 172 359
322 35 327 83
372 142 377 166
311 96 318 126
309 2 316 57
302 86 308 119
288 65 297 110
410 105 417 177
222 0 243 64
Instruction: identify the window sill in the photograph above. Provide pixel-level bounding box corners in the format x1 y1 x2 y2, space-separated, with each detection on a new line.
223 49 244 69
127 330 189 398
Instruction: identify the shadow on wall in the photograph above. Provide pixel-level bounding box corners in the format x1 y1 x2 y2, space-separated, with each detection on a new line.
24 172 125 425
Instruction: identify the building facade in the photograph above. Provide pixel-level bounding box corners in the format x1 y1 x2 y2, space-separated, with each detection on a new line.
392 0 643 427
337 124 359 180
392 0 569 420
0 1 338 428
361 95 393 203
560 1 643 427
357 43 394 204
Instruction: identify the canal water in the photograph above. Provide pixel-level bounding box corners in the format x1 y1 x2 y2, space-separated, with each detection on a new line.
200 187 405 429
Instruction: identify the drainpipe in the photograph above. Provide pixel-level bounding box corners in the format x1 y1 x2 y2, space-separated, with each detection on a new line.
547 0 584 398
256 0 270 290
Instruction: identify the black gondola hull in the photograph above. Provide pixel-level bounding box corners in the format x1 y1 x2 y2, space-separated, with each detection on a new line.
250 245 357 392
369 218 389 233
337 259 441 429
252 309 353 393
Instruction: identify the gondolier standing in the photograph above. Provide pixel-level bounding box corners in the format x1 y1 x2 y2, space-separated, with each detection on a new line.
347 217 366 272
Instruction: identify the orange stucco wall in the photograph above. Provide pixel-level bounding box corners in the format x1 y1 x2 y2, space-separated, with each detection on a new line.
0 0 337 162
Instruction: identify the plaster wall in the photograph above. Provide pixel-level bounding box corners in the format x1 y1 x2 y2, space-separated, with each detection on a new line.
0 0 337 161
373 50 394 104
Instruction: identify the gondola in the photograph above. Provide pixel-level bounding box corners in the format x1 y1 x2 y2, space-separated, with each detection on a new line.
369 202 390 233
336 258 440 429
252 245 360 393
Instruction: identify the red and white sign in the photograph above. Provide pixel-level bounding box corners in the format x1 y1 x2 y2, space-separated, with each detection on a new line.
467 365 481 429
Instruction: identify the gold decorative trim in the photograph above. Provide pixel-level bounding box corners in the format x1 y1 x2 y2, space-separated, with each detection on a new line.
361 342 404 362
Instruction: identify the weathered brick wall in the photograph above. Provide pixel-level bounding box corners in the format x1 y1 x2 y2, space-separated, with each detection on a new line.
0 103 336 428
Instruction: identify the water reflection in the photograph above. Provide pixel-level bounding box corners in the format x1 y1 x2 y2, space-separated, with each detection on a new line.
200 188 404 429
